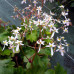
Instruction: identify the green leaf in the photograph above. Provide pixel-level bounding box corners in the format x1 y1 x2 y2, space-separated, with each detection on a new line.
44 39 52 43
45 31 51 35
45 69 55 74
0 46 2 52
0 31 8 41
54 24 58 27
14 66 26 74
26 67 45 74
26 62 31 69
0 59 15 74
26 30 38 42
33 54 41 67
24 56 28 62
0 26 5 33
2 49 12 56
39 48 51 56
23 49 35 62
0 29 11 42
33 54 50 68
40 56 50 68
54 64 67 74
21 26 25 30
11 25 17 29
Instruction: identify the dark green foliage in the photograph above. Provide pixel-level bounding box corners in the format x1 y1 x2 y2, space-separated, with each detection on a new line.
0 59 15 74
54 64 67 74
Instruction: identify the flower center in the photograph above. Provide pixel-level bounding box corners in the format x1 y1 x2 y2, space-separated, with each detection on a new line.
50 45 52 47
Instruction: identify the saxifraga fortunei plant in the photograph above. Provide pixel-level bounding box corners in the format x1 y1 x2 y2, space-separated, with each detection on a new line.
0 0 72 74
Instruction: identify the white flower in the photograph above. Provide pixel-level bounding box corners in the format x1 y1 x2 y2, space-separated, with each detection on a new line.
46 43 56 48
33 0 37 6
8 36 16 41
48 15 52 21
56 45 65 56
58 45 64 50
63 28 68 33
57 37 61 41
59 5 64 8
37 6 42 11
62 19 70 26
62 11 68 16
15 40 23 45
12 30 19 39
21 0 26 4
51 27 59 38
37 39 44 45
15 40 24 51
29 25 34 30
12 30 19 34
3 40 8 51
3 40 8 46
38 19 43 25
37 6 42 15
44 0 46 4
61 36 64 40
53 27 59 33
48 22 54 28
17 27 21 31
9 45 15 53
33 19 43 26
37 39 45 52
8 40 14 45
46 43 56 56
43 13 52 21
43 12 47 16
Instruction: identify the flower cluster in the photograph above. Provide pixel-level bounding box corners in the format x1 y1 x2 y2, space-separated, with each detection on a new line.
3 27 24 53
2 0 71 57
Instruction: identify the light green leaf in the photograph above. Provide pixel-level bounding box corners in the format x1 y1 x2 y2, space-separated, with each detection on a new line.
45 69 55 74
26 30 38 42
26 62 31 69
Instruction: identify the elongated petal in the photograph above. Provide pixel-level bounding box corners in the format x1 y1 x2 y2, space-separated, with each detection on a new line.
38 44 41 52
56 49 59 52
15 34 18 39
16 44 19 51
67 47 69 52
46 45 50 47
12 48 15 53
51 48 54 56
60 50 64 56
2 45 5 51
51 32 55 38
61 51 64 56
